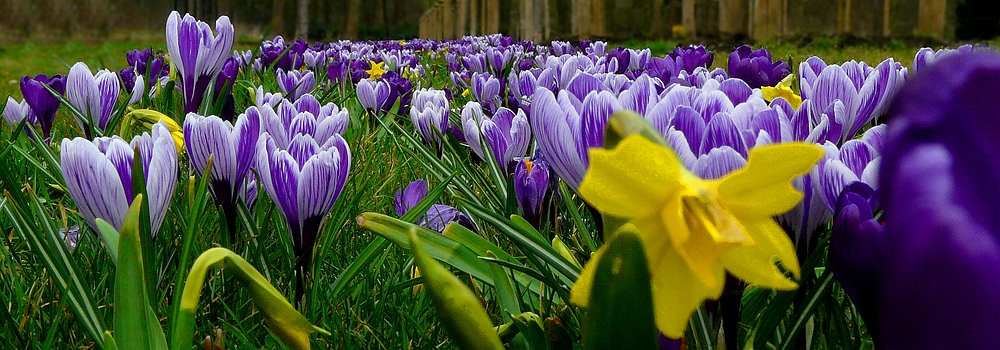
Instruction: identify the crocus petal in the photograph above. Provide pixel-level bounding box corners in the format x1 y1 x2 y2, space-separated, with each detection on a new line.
60 138 129 232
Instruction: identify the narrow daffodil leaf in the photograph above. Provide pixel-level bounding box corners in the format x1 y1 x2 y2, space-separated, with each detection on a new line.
95 219 120 265
486 251 521 323
580 226 658 350
172 247 328 350
551 236 582 270
409 228 504 350
114 195 161 350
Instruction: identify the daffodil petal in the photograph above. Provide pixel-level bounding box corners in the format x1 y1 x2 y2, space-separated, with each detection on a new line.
720 218 800 288
717 143 823 220
580 135 681 219
651 247 724 338
569 248 604 308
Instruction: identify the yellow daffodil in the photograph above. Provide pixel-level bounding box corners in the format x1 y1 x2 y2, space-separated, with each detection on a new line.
366 60 387 80
125 109 185 154
762 73 803 110
570 134 822 338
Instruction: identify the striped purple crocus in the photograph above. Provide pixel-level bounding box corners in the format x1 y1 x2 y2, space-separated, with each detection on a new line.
183 107 261 234
165 11 234 114
276 68 316 101
409 88 450 151
3 97 35 132
463 103 531 174
356 78 394 114
66 62 120 136
60 121 178 237
255 94 351 287
530 87 621 190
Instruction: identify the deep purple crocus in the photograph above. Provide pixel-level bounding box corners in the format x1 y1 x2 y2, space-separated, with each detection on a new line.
165 11 234 114
66 62 120 134
829 181 882 337
513 156 550 228
213 57 239 121
20 74 66 139
836 50 1000 348
669 45 714 74
727 45 791 89
393 179 475 232
276 68 316 101
60 121 178 237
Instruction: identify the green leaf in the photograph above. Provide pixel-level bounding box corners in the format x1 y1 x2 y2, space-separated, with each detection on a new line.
486 251 521 323
355 213 496 286
409 229 504 350
95 219 120 265
114 195 165 350
581 228 657 350
512 312 550 350
0 184 106 347
603 110 670 150
172 248 328 350
775 271 836 350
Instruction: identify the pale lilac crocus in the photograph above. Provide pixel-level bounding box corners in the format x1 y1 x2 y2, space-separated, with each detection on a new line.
66 62 120 136
165 11 234 114
3 97 35 131
356 78 394 114
60 121 178 237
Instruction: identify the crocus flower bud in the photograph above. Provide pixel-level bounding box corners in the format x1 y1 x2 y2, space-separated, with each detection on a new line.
514 156 550 228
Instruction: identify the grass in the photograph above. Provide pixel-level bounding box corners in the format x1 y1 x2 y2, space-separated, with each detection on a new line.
0 35 975 349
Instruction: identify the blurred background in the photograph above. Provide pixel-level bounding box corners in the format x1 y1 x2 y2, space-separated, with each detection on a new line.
0 0 996 45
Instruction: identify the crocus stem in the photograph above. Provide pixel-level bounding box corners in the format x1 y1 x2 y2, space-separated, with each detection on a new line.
721 274 744 350
221 204 239 250
294 253 311 309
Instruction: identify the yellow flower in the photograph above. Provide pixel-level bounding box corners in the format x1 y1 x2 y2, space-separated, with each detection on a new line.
126 109 185 154
762 73 803 110
570 135 822 338
366 60 388 80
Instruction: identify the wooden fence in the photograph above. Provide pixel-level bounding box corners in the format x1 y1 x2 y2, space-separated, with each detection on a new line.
419 0 959 42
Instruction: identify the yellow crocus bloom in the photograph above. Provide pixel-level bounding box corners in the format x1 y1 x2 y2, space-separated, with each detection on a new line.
571 135 822 338
761 73 803 110
366 60 388 80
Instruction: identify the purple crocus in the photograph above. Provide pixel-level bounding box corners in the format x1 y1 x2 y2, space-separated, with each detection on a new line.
356 78 394 114
255 96 351 263
837 50 1000 348
60 121 178 237
258 93 350 149
66 62 120 135
829 181 882 336
165 11 234 114
183 108 261 234
912 44 974 74
471 72 502 114
513 156 550 228
409 88 450 151
727 45 791 89
464 105 531 173
20 74 66 139
669 45 714 74
276 68 316 101
797 57 906 145
3 97 35 131
530 87 621 190
393 179 475 232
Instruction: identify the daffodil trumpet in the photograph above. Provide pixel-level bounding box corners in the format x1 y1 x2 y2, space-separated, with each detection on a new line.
570 111 823 338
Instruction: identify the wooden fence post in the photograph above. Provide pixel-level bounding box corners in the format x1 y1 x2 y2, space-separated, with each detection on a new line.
683 0 697 37
719 0 748 37
918 0 946 39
